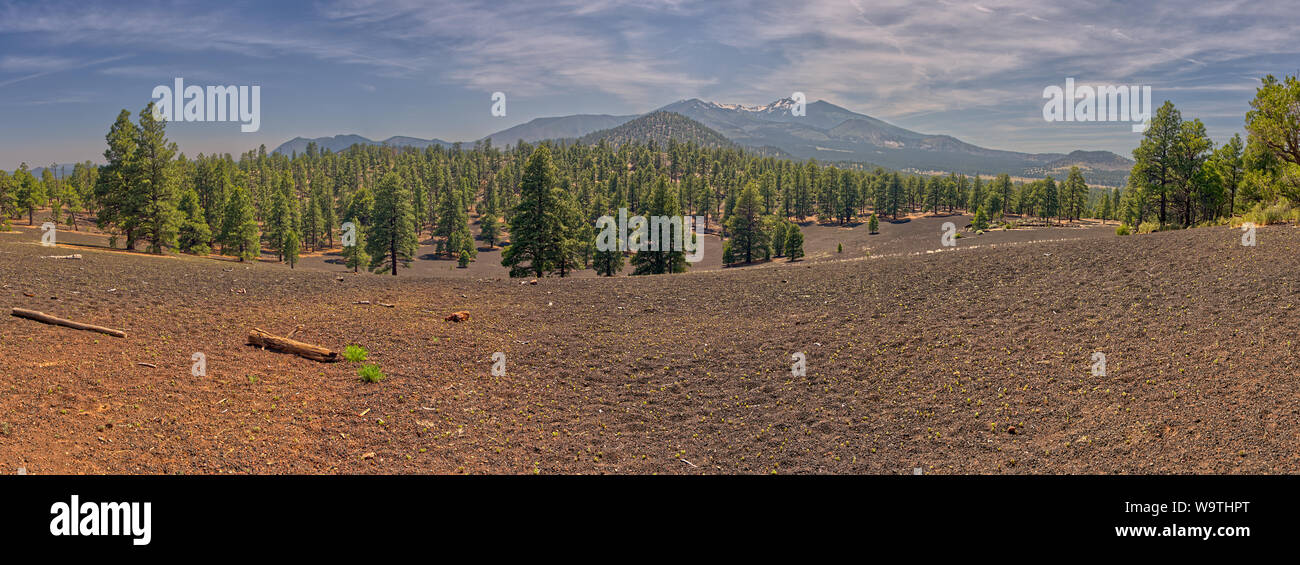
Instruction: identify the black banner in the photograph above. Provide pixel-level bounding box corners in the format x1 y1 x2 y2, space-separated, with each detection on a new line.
0 475 1285 555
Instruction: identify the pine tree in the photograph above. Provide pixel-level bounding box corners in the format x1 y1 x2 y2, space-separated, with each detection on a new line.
972 208 989 231
61 164 83 230
969 175 984 214
995 173 1014 218
0 170 16 230
771 221 788 257
136 102 181 253
1063 167 1088 222
887 173 904 220
631 176 687 275
346 187 372 229
303 194 321 251
219 185 259 261
437 180 470 257
924 176 942 214
868 213 879 234
42 167 61 225
284 229 300 269
367 171 418 275
177 188 211 254
1041 176 1059 224
457 238 472 268
786 226 804 261
13 164 42 227
342 220 369 273
267 188 293 261
319 187 336 248
838 169 857 225
479 210 500 248
1132 101 1182 227
502 146 572 278
725 181 768 264
446 189 476 263
552 189 585 277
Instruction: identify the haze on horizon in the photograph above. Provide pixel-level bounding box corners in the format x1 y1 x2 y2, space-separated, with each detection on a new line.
2 0 1297 170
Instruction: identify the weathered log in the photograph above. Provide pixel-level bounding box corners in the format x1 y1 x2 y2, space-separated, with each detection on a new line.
247 327 339 362
10 308 126 338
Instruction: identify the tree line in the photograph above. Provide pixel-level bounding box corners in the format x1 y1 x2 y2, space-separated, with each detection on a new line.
2 73 1295 274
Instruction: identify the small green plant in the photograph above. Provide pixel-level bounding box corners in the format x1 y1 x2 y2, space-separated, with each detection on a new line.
836 242 843 253
1115 223 1132 236
343 345 368 363
358 364 385 383
1137 221 1160 234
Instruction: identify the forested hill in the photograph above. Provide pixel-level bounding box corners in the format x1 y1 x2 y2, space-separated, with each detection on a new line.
578 111 736 149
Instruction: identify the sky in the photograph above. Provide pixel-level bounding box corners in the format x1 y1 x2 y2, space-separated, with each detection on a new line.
1 0 1297 170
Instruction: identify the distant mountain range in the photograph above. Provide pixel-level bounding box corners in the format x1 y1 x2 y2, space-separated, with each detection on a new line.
3 163 85 179
273 98 1133 185
273 134 454 156
483 114 635 146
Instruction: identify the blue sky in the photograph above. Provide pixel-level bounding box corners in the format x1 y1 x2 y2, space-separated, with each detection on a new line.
1 0 1297 169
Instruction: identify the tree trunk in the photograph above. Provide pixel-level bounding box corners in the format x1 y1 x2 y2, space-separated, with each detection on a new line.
247 328 339 362
11 308 126 338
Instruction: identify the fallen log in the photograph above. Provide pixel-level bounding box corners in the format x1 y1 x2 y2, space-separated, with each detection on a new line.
247 327 339 362
10 308 126 338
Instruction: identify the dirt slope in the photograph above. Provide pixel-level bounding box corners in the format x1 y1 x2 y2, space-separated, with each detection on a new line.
1 222 1295 474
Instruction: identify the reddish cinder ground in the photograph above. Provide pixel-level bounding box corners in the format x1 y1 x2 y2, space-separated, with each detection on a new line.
1 218 1296 474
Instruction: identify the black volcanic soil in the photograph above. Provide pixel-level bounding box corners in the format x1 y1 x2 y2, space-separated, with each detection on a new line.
1 219 1296 474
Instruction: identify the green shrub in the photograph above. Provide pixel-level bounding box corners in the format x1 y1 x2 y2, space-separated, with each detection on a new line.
836 242 843 253
358 364 385 383
343 345 368 363
1137 221 1160 234
1115 223 1132 236
1244 201 1292 225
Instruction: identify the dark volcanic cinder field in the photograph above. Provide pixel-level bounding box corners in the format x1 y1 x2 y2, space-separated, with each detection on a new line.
1 222 1297 474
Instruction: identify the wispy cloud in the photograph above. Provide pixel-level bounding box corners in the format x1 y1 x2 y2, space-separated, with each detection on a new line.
1 0 1297 161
